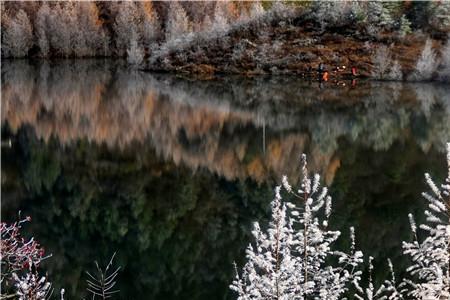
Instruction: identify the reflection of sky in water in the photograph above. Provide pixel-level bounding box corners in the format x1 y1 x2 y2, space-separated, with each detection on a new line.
1 60 450 299
2 60 449 184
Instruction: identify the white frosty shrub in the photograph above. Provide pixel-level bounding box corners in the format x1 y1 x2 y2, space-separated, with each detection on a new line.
372 46 403 81
231 154 363 299
409 39 439 82
371 46 392 80
438 38 450 82
402 143 450 299
386 60 403 81
127 31 144 66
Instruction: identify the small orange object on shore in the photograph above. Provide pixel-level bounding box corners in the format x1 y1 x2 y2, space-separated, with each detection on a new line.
322 71 329 81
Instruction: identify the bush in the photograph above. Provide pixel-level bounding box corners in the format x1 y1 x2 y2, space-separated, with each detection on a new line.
371 46 392 80
127 32 144 66
409 39 439 81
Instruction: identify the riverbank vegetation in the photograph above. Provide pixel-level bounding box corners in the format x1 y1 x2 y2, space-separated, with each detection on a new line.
1 1 450 80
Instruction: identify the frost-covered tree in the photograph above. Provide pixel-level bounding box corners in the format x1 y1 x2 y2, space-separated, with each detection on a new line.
231 154 363 299
268 0 292 21
113 1 141 56
230 185 298 299
409 39 439 82
249 1 265 20
140 2 160 50
402 143 450 299
165 1 191 42
311 1 352 30
212 1 230 35
71 2 106 57
48 3 73 57
35 3 51 57
113 1 159 56
1 9 33 57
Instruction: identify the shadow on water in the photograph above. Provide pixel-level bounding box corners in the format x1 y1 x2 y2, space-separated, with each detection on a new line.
1 59 450 299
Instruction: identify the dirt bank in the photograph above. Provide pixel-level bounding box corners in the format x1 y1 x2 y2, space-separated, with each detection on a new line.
145 17 446 79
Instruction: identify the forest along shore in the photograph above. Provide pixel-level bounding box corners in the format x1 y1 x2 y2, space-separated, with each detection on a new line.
1 1 450 80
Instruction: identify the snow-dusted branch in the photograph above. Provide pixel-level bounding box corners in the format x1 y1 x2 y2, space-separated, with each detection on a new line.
354 257 406 300
0 215 48 284
402 143 450 299
0 215 52 300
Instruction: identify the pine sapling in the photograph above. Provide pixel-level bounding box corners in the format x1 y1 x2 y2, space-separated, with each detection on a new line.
231 154 363 299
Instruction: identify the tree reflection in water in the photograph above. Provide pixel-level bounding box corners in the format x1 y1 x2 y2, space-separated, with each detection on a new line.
1 60 449 299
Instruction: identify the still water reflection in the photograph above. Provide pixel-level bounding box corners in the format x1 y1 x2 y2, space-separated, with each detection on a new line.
1 59 450 299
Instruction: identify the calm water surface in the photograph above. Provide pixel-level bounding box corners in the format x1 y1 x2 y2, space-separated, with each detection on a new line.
1 60 450 299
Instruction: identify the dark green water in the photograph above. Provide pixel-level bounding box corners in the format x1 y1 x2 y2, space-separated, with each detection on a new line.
1 59 449 299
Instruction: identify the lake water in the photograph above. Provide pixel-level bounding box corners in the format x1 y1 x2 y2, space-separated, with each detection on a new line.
1 59 450 299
